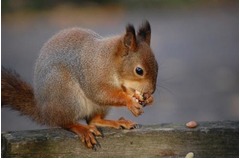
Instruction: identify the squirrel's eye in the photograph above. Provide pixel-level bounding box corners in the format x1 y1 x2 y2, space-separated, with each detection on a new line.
135 67 144 76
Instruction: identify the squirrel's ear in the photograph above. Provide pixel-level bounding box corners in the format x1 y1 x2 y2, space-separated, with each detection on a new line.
137 20 151 46
123 24 137 51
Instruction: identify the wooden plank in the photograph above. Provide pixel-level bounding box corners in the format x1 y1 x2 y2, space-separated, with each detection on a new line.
1 121 239 158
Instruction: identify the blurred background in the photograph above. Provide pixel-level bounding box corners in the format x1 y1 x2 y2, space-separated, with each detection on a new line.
2 0 239 131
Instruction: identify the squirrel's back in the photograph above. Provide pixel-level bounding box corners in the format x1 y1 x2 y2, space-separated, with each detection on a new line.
34 28 122 105
32 27 124 126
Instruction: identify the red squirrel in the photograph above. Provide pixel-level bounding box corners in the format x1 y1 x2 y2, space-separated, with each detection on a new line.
2 21 158 149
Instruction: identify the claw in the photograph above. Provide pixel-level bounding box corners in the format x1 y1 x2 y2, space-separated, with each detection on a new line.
66 124 102 150
96 141 101 148
97 127 104 138
91 138 101 151
118 117 126 121
92 145 97 151
133 124 137 129
134 124 142 129
119 126 124 129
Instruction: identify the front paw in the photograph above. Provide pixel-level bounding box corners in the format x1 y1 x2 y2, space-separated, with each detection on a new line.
133 91 154 107
142 95 154 106
117 117 137 129
127 98 144 117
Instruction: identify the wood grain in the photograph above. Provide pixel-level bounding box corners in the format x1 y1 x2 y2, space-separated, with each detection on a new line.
2 121 238 158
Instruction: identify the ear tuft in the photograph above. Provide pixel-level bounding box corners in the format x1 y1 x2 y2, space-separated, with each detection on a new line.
124 24 137 51
137 20 151 45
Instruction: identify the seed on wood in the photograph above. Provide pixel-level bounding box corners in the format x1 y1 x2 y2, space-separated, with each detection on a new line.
186 121 198 128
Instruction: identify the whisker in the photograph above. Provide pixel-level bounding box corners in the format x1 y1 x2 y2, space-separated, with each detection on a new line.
156 83 175 95
155 87 161 96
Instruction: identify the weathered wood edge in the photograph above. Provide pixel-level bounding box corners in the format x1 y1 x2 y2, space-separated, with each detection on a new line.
1 121 239 158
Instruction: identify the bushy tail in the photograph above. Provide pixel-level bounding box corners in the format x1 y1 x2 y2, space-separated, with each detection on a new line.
1 67 41 122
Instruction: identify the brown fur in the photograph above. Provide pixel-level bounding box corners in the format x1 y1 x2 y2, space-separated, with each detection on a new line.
1 68 42 123
2 21 158 149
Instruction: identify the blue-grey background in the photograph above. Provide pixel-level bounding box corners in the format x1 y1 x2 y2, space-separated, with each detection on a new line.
2 0 238 131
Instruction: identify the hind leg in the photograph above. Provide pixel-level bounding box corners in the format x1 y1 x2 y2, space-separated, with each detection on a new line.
38 67 102 149
64 123 102 149
88 114 137 130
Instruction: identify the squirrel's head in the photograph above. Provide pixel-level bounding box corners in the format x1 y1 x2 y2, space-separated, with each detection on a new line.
117 21 158 98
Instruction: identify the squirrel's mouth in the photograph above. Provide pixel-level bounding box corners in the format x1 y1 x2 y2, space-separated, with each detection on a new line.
122 83 151 106
132 90 152 107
